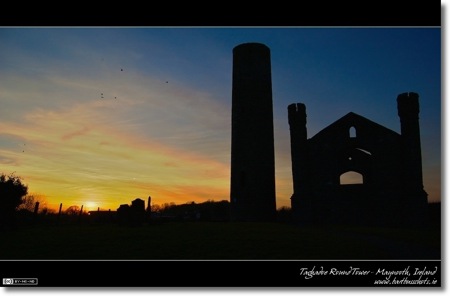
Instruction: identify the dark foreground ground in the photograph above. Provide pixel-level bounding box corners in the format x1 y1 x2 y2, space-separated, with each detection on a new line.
0 222 440 260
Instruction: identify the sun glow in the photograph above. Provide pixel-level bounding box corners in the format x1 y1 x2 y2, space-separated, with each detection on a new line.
85 201 99 211
0 28 441 214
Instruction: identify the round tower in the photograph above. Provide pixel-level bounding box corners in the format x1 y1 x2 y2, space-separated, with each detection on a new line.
230 43 276 222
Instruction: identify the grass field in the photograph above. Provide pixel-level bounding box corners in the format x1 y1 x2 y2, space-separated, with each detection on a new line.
0 222 440 260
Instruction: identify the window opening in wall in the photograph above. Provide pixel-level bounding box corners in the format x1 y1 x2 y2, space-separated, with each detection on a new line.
349 126 356 138
340 171 363 184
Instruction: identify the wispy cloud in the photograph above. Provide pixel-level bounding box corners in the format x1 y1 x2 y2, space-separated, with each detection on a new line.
1 28 440 211
0 51 233 210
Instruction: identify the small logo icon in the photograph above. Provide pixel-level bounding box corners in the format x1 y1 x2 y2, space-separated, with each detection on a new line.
2 279 13 285
2 278 38 286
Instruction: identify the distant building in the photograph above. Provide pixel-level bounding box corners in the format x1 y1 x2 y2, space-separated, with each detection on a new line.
288 92 428 226
147 196 152 212
116 198 147 226
131 198 145 212
88 210 116 223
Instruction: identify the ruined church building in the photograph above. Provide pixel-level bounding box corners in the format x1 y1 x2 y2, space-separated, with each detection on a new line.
288 93 428 226
230 42 428 226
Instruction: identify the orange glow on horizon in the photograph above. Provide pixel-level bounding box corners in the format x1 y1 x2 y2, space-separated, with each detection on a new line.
0 49 441 213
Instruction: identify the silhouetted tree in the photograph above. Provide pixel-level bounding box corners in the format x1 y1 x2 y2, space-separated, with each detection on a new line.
151 200 230 221
40 207 55 215
276 206 292 223
0 173 28 229
151 204 161 213
65 206 81 216
18 194 47 213
161 202 176 212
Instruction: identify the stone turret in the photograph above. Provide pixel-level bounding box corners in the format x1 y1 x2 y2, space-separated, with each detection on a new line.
288 103 312 223
397 92 428 223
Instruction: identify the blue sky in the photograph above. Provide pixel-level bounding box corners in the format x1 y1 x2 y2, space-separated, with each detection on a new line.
0 27 441 210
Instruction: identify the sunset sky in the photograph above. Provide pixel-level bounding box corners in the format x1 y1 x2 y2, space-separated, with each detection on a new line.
0 27 441 212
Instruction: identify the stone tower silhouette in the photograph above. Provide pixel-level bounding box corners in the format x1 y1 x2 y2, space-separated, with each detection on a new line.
230 42 276 222
397 92 428 220
287 103 311 224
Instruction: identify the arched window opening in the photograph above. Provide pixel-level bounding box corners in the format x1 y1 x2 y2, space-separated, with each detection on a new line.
340 171 363 185
349 126 356 138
